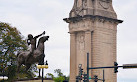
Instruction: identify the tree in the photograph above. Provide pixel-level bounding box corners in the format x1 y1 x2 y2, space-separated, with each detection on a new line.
53 76 65 82
53 69 67 82
54 69 63 77
45 69 69 82
46 73 54 79
0 22 36 81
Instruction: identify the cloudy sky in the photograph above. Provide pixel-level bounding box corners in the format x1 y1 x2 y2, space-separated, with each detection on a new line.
0 0 137 82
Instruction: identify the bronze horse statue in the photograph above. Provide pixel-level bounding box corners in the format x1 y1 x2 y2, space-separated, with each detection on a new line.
17 36 49 72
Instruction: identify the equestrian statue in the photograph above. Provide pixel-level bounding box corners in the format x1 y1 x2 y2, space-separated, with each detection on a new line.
17 31 49 72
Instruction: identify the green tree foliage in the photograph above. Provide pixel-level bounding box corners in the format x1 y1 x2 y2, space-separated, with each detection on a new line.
45 69 69 82
54 69 63 77
0 22 36 81
46 73 54 79
53 76 65 82
53 69 69 82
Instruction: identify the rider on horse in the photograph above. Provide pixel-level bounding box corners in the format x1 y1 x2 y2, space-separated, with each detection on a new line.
26 31 45 64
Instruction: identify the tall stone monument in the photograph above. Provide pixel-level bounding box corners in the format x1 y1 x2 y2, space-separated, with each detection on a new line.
64 0 123 82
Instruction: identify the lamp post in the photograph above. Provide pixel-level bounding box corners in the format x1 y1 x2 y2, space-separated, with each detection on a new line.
37 60 48 82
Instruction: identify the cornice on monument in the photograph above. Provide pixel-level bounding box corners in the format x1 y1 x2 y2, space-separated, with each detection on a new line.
63 15 123 24
64 0 123 24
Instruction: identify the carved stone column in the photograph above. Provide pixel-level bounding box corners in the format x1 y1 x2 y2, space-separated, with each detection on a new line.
69 33 77 82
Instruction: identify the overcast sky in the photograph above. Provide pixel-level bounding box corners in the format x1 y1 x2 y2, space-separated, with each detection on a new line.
0 0 137 82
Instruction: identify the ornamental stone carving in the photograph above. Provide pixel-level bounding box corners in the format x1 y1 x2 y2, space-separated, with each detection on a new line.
99 0 111 9
69 0 116 19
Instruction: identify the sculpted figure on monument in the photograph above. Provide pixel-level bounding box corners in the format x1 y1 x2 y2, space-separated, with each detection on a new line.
17 31 49 72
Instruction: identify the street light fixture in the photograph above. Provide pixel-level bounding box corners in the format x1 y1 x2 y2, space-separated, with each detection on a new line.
0 76 8 81
37 61 48 69
123 64 137 69
0 54 9 82
37 60 48 82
